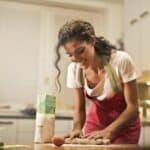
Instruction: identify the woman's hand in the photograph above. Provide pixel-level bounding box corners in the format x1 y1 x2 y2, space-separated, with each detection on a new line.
63 129 83 139
84 128 115 140
70 129 83 139
71 130 82 139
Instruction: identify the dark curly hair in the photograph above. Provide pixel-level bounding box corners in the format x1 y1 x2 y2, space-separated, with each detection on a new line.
55 20 116 93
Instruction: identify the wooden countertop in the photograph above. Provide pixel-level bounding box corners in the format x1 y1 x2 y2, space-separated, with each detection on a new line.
34 144 150 150
1 144 150 150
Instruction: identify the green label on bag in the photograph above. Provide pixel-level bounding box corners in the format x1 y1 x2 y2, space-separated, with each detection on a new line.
37 94 56 114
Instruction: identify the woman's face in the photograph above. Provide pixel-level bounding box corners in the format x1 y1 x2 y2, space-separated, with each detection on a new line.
64 39 95 68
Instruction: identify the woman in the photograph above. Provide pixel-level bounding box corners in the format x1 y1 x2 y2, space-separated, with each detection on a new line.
55 20 141 144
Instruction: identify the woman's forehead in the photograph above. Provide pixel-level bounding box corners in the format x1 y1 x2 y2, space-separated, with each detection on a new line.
64 40 85 51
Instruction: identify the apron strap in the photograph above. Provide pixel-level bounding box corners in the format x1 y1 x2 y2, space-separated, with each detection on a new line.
80 68 84 86
101 55 119 92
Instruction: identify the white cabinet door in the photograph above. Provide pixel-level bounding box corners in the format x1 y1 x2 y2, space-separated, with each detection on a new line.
143 126 150 146
55 120 73 134
140 0 150 71
0 2 41 105
16 119 35 145
139 125 144 145
124 0 150 74
0 119 17 144
17 132 34 145
124 0 142 75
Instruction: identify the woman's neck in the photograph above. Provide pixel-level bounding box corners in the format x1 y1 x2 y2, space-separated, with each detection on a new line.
87 54 103 73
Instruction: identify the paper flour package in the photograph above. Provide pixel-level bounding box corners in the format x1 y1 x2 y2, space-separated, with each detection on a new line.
34 94 56 143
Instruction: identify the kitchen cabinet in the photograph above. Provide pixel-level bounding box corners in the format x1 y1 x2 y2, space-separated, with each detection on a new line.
0 116 73 145
139 119 150 146
124 0 141 75
55 119 73 134
16 119 35 145
0 119 17 144
0 2 41 106
124 0 150 75
142 126 150 146
0 118 35 145
140 0 150 71
139 125 144 145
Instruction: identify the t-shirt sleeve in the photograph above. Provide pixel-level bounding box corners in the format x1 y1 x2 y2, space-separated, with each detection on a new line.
66 62 83 88
119 52 137 83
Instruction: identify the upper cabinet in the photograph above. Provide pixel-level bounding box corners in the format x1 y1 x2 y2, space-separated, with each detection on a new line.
124 0 150 75
140 0 150 71
0 2 41 105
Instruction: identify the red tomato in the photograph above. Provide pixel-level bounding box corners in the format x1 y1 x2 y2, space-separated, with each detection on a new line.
52 136 65 146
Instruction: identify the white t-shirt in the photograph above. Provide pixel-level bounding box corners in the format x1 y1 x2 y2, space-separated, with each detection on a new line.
66 50 137 101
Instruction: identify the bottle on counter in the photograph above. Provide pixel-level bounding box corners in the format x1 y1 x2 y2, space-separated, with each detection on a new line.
34 94 56 143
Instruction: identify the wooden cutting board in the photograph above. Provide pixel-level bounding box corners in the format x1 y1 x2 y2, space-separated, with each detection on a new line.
34 144 150 150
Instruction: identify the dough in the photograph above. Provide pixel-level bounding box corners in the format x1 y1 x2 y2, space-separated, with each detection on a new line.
64 138 110 145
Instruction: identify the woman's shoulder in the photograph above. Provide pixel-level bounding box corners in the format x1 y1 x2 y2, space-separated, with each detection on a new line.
67 62 82 76
110 50 133 65
112 50 130 58
111 50 137 83
67 62 83 88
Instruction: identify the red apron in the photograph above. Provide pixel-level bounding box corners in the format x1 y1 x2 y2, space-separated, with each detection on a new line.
84 92 141 144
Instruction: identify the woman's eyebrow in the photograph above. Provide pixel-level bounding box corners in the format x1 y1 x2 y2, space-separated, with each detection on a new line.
75 46 84 51
65 46 85 56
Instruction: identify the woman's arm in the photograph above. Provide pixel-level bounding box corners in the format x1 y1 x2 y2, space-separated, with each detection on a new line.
107 52 139 135
71 87 86 137
107 79 139 133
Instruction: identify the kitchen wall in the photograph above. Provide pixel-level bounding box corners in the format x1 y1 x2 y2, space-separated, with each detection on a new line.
0 0 123 110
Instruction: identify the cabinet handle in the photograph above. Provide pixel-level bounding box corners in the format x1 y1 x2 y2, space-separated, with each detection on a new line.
140 11 149 19
0 121 14 125
130 18 138 25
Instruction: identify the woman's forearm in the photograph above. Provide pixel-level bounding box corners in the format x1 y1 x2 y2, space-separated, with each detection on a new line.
72 88 86 131
107 105 139 133
73 109 86 131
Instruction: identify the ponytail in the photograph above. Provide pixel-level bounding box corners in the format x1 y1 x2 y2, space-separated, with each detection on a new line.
94 37 116 56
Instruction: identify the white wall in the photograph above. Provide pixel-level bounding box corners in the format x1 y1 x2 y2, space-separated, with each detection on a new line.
0 0 123 109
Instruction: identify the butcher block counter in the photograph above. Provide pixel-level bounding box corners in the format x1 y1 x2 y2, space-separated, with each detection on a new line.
34 144 150 150
1 143 150 150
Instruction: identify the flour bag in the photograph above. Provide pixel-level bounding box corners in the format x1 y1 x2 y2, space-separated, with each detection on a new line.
34 94 56 143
